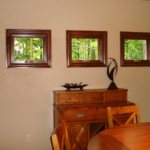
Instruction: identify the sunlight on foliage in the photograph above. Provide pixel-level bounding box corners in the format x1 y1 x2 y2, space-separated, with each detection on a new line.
72 38 98 60
124 40 147 60
14 38 43 61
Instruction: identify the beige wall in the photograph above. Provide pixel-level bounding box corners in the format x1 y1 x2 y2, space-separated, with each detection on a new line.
0 0 150 149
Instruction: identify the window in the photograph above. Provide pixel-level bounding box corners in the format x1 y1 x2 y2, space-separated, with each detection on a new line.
6 29 51 68
66 30 107 67
120 32 150 67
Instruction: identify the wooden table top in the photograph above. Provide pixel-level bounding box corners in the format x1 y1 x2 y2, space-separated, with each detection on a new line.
87 122 150 150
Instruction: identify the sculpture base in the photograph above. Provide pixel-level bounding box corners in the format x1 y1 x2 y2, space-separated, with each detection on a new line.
108 82 118 90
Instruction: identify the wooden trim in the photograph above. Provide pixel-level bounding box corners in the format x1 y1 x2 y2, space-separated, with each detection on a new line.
120 31 150 67
6 29 51 68
66 30 107 67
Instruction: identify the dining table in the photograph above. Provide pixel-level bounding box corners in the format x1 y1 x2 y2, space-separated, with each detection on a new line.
87 122 150 150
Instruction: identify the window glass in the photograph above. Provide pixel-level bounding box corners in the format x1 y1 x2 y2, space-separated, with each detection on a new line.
124 39 147 60
14 38 44 61
72 38 98 61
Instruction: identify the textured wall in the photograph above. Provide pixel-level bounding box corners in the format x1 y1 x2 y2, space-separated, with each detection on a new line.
0 0 150 149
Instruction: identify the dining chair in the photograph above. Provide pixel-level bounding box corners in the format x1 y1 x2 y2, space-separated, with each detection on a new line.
107 104 141 128
51 121 72 150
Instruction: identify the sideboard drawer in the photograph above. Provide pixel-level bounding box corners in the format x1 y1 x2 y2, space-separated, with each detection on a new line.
63 108 97 122
105 91 126 102
82 92 103 102
58 93 80 103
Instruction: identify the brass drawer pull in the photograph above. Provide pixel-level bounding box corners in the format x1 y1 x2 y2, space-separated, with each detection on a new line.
76 114 85 117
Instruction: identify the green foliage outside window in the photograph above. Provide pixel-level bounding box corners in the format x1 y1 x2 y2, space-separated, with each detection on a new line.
124 40 146 60
14 38 43 61
72 38 98 61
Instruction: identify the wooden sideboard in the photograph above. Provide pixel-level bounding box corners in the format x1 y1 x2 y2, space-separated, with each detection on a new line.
53 88 135 150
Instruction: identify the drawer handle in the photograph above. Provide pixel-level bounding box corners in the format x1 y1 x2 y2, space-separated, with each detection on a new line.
68 97 71 99
92 96 95 98
84 140 87 143
114 95 117 97
76 114 85 117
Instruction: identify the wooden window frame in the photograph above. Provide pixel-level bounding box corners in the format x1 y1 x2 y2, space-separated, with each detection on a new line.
66 30 107 67
6 29 51 68
120 32 150 67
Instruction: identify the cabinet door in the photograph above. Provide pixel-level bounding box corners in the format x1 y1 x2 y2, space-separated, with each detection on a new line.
67 123 88 150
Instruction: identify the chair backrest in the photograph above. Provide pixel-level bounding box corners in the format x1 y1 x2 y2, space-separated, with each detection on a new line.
51 121 72 150
107 104 141 128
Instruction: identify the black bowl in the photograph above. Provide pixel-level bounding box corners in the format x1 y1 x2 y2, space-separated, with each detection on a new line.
62 84 88 91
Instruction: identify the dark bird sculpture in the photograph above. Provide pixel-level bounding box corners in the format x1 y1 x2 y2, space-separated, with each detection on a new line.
107 58 118 90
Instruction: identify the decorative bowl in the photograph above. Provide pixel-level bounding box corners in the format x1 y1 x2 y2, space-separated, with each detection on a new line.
62 84 88 91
